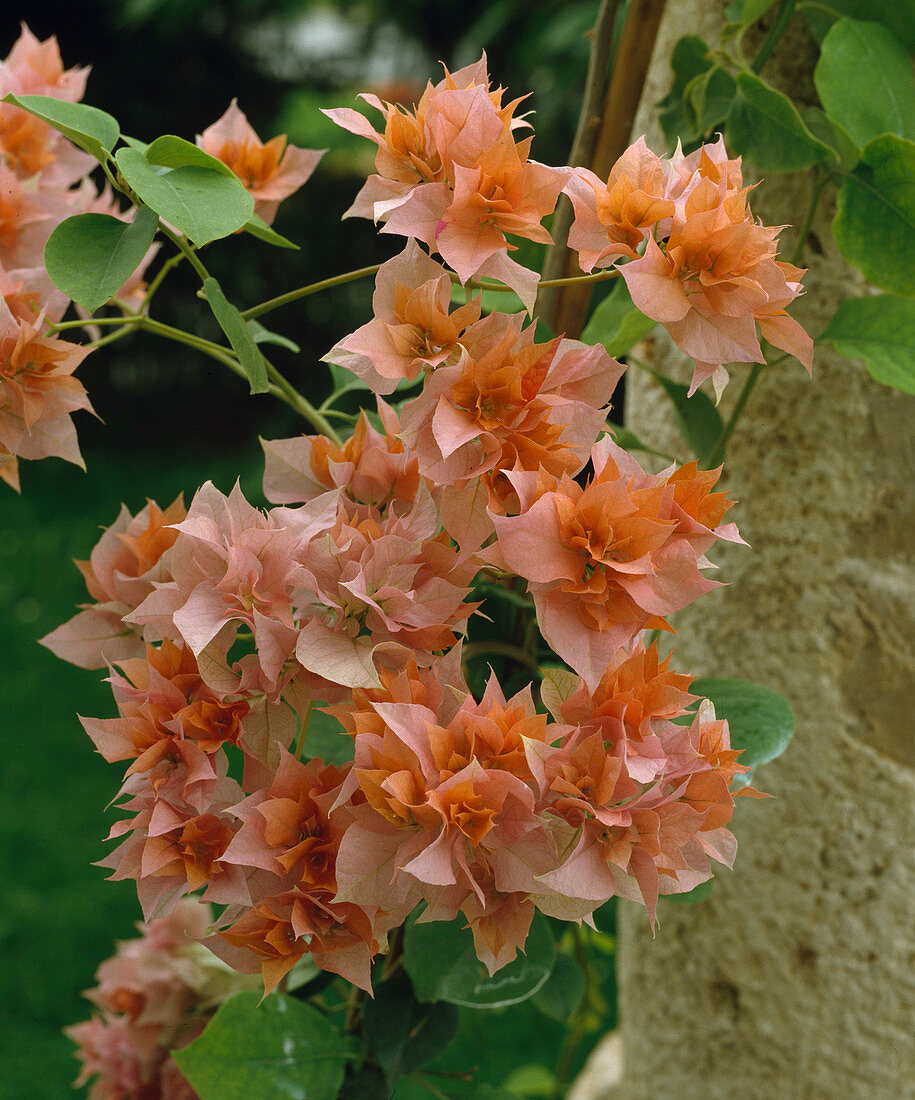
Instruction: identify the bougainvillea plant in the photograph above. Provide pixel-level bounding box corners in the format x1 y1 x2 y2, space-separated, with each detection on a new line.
2 12 833 1098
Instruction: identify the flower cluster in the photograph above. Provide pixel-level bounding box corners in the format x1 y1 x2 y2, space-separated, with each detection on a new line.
66 899 253 1100
46 55 793 997
0 25 100 489
566 135 813 398
326 55 568 309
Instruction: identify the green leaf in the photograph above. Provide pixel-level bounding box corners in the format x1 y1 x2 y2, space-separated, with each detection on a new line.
531 953 584 1021
245 212 300 250
651 373 724 465
819 295 915 395
726 72 832 172
803 0 915 52
683 66 737 138
114 146 254 246
665 880 714 904
814 18 915 149
144 134 236 175
43 205 159 313
501 1064 556 1097
363 975 459 1086
403 911 555 1009
248 320 301 354
801 106 861 171
174 991 356 1100
0 93 119 162
303 707 355 767
605 425 675 463
833 134 915 296
581 279 656 358
204 277 268 394
689 676 795 780
326 361 373 399
658 36 714 147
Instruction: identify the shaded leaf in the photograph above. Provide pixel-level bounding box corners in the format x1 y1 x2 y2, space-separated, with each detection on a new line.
801 106 861 171
44 205 158 313
726 72 831 172
803 0 915 52
814 18 915 149
606 425 675 462
683 66 737 138
833 134 915 296
1 93 119 162
650 372 724 464
174 991 355 1100
658 36 714 147
114 146 254 246
303 707 355 767
364 974 459 1086
403 911 554 1009
690 676 795 781
531 953 584 1021
581 279 656 358
819 295 915 395
204 277 268 394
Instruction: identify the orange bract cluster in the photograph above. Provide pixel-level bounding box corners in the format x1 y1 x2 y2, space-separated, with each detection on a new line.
44 53 784 1004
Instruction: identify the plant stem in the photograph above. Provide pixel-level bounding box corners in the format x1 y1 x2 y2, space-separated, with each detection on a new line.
550 0 668 338
142 252 185 306
461 640 539 670
789 171 827 266
262 356 342 444
158 223 210 283
410 1078 451 1100
242 264 382 320
751 0 797 74
550 927 599 1100
540 0 624 315
293 702 314 760
344 984 366 1034
705 362 763 468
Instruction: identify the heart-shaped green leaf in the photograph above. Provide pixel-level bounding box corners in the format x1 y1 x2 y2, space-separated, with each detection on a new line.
1 93 119 162
44 205 159 313
115 146 254 245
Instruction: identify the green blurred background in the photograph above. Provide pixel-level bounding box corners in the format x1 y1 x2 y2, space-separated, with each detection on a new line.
0 2 618 1094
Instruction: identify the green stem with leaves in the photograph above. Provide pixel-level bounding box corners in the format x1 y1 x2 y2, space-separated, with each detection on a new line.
751 0 797 74
705 362 764 467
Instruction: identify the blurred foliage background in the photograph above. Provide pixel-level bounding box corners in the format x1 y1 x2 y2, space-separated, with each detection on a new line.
0 1 620 1096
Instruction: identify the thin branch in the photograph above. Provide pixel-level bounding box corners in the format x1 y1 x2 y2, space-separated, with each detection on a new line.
540 0 624 322
242 264 382 320
551 0 669 339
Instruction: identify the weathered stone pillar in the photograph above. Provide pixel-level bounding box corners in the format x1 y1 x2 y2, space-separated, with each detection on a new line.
573 4 915 1097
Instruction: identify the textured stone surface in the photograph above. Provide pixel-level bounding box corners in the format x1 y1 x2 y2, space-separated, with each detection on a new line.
573 3 915 1097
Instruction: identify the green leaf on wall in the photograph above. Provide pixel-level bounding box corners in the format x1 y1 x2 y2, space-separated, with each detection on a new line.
650 373 724 465
726 73 832 172
581 279 656 358
690 676 796 780
814 18 915 149
819 295 915 394
833 134 915 297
